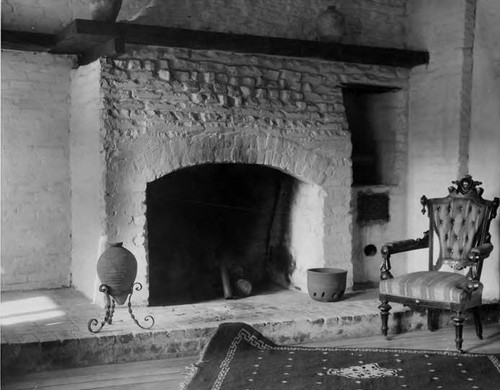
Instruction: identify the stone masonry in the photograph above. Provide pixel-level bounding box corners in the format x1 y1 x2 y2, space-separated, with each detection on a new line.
1 0 412 297
70 44 409 303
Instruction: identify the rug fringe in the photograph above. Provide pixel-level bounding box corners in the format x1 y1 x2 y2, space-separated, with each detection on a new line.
181 331 214 389
180 363 199 390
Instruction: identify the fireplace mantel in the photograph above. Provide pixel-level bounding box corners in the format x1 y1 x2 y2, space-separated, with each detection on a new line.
2 19 429 67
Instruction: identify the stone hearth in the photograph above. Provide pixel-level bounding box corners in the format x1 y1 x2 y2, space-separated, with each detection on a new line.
3 287 498 377
0 287 420 377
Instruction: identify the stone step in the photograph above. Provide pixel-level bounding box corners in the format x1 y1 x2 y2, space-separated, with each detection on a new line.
2 287 498 378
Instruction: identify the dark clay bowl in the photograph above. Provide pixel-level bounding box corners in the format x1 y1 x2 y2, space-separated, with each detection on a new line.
307 268 347 302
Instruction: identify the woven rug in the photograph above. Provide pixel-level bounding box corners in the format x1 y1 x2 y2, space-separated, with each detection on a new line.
184 322 500 390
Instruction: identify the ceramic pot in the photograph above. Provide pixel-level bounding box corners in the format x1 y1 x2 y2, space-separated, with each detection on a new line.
89 0 123 22
316 6 345 42
97 242 137 304
307 268 347 302
236 279 252 297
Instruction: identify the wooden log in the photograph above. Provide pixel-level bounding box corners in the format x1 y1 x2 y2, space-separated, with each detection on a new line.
220 263 234 299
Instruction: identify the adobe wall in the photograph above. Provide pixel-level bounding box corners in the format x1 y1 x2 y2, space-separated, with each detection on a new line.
1 51 74 290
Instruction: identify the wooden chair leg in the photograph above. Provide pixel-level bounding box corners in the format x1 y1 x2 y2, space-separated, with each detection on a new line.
473 308 483 340
427 309 439 331
453 312 465 353
379 300 392 336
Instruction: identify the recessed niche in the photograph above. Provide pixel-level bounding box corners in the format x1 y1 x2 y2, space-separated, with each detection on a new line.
342 84 401 187
357 192 389 223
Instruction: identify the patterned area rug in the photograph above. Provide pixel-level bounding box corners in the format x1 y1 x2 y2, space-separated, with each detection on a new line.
184 322 500 390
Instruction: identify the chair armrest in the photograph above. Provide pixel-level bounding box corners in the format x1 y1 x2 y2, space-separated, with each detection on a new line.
455 243 494 269
379 231 429 280
467 243 494 262
452 243 494 283
382 233 430 256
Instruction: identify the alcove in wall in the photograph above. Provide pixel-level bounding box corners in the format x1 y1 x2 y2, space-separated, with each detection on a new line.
342 83 405 286
342 83 401 187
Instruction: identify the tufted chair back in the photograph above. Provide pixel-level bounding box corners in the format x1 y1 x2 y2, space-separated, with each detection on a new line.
422 176 498 274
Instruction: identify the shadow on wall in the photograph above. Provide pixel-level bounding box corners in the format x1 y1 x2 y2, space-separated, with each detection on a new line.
146 163 297 306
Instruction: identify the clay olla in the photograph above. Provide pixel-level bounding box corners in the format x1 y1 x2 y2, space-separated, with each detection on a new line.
96 242 137 304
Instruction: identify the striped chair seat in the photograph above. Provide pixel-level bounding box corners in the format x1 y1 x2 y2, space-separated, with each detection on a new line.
380 271 483 306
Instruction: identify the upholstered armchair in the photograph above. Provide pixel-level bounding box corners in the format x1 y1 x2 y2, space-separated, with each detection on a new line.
378 176 499 352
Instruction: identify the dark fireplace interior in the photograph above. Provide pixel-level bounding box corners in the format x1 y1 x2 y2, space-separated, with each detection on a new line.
146 163 299 306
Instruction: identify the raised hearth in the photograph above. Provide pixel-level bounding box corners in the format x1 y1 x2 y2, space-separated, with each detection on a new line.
3 287 498 378
0 287 420 377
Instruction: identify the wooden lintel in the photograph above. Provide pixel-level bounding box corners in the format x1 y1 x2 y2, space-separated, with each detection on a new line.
79 38 125 65
119 23 429 68
51 20 120 54
2 19 430 68
1 30 56 52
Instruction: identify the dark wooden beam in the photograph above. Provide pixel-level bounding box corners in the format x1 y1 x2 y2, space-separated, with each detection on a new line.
119 22 429 68
51 19 120 54
340 83 401 93
79 38 125 65
1 30 56 52
2 19 429 68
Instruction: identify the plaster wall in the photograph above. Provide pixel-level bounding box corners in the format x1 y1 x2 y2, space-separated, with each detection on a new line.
1 50 73 290
405 0 467 273
289 182 325 290
2 0 94 33
404 0 499 301
129 0 407 48
2 0 407 49
69 61 107 300
469 0 500 301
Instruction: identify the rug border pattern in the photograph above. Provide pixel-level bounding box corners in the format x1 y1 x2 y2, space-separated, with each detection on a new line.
213 327 272 389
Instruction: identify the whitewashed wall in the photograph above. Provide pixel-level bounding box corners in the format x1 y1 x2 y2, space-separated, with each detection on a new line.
1 51 73 290
469 0 500 301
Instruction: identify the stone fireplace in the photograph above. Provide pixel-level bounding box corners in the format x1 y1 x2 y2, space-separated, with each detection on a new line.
70 44 408 304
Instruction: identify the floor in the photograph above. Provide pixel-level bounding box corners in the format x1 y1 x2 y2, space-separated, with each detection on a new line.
2 287 499 389
3 324 500 390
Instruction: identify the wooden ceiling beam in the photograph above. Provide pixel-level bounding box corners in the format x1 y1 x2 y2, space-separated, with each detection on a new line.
1 30 57 52
2 19 429 67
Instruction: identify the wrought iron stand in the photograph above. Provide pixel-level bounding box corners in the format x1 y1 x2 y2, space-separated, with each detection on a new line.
88 282 155 333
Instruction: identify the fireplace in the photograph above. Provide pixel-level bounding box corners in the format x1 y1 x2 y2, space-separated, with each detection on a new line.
146 163 322 305
69 44 409 304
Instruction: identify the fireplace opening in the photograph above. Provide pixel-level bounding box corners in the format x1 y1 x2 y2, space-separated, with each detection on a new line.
146 163 310 306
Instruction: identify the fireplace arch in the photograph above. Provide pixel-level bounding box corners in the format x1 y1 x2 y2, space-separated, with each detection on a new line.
104 133 352 303
129 133 333 185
